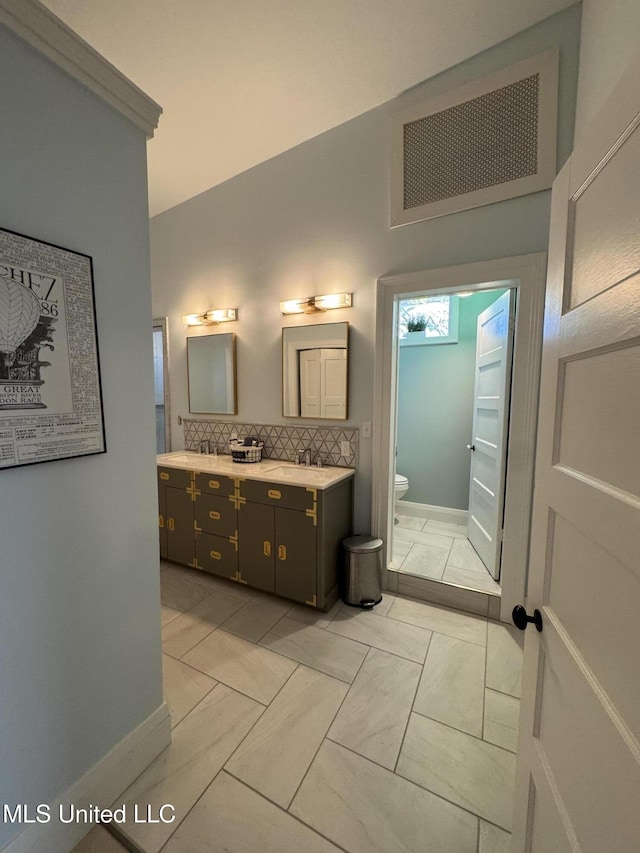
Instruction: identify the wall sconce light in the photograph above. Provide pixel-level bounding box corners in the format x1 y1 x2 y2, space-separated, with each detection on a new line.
182 308 237 326
279 292 352 315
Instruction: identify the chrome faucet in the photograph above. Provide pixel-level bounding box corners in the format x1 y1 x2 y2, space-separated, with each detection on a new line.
199 439 211 454
295 448 312 466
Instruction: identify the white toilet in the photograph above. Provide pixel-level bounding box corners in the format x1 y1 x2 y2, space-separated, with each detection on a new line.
394 473 409 523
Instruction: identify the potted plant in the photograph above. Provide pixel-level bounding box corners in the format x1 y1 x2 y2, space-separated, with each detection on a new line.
405 313 427 339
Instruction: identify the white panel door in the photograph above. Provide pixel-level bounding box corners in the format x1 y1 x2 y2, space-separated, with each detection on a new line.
321 348 347 418
511 64 640 852
299 349 320 417
467 290 515 579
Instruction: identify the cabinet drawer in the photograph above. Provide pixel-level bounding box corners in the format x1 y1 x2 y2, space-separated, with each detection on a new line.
196 531 238 579
195 472 236 497
158 466 192 489
241 479 316 512
195 493 237 537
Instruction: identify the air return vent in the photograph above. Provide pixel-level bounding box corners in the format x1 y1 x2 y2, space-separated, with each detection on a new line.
391 50 558 227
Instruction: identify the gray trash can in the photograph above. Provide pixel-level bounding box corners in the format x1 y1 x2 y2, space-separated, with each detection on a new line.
342 535 384 609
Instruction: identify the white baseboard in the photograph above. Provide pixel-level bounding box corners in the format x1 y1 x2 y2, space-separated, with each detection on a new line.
3 703 171 853
396 500 468 526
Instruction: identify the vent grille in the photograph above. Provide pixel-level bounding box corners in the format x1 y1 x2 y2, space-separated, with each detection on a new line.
403 74 540 210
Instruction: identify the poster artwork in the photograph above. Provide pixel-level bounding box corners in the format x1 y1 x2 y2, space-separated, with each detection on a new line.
0 227 106 469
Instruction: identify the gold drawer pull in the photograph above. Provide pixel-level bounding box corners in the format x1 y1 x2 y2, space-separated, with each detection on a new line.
209 510 221 520
167 518 175 531
210 550 222 560
263 540 272 557
278 544 287 561
159 514 164 528
268 489 281 500
209 479 220 489
160 472 169 480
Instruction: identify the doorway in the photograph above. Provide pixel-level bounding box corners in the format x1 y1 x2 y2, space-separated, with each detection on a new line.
393 287 515 594
153 317 171 454
372 254 547 621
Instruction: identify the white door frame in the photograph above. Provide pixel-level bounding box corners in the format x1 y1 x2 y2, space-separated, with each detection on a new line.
372 253 547 621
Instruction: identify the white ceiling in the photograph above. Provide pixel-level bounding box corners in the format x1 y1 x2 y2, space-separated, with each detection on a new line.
42 0 576 217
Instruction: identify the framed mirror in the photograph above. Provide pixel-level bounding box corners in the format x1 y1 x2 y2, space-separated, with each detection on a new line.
187 332 237 414
282 322 348 419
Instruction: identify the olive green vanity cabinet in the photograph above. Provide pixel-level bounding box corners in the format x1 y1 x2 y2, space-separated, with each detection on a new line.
157 463 353 611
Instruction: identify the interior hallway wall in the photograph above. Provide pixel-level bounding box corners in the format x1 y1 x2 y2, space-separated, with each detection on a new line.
0 25 162 849
150 6 581 533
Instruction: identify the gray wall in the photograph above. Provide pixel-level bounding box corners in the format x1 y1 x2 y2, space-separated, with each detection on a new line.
150 6 581 533
397 290 507 509
0 26 162 847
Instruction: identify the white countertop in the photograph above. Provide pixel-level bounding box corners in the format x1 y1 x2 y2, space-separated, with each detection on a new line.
157 452 355 490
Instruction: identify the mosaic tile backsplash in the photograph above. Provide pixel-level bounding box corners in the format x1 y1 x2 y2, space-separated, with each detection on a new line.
183 419 359 468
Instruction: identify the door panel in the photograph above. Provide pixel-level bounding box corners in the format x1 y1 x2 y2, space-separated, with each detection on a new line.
467 289 515 578
275 507 317 605
165 486 195 566
238 501 275 592
196 531 238 580
195 492 237 538
512 64 640 852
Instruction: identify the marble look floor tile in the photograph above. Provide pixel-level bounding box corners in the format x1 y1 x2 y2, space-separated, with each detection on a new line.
414 633 485 737
71 826 128 852
393 527 455 551
443 564 501 594
486 622 524 698
225 665 347 807
220 594 292 643
484 689 520 753
159 565 211 612
160 604 182 627
392 538 413 557
424 520 468 539
389 553 407 570
327 607 431 663
285 598 341 629
400 542 449 580
162 654 217 728
116 684 264 852
163 772 341 853
397 575 489 617
162 561 254 601
328 648 421 769
397 714 516 830
183 629 297 704
260 616 368 683
396 514 426 530
161 591 248 658
290 740 478 853
373 592 396 617
388 596 487 646
447 539 488 573
479 821 512 853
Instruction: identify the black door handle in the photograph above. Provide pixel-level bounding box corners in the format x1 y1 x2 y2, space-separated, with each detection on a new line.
466 444 476 451
512 605 543 632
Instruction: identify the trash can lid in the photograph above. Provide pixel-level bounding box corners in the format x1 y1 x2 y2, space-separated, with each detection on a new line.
343 535 383 554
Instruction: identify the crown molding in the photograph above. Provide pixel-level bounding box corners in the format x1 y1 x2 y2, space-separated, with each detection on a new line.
0 0 162 138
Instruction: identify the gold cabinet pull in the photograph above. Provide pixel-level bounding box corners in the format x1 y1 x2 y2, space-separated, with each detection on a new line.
263 540 272 557
160 472 169 480
209 479 220 489
167 518 175 531
278 544 287 561
209 510 221 520
159 514 164 528
210 550 222 560
268 489 281 500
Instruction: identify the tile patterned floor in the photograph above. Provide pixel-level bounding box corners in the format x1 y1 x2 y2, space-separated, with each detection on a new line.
74 560 524 853
392 516 502 595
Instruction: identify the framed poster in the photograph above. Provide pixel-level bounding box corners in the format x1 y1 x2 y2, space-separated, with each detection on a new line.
0 227 106 469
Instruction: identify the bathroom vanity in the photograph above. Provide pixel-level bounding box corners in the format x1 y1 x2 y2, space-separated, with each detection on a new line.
157 452 354 611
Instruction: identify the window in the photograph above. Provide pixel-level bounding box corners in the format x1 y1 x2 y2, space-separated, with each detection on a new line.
398 294 459 345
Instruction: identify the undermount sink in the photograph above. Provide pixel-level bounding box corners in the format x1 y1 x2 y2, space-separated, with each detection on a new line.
264 465 338 483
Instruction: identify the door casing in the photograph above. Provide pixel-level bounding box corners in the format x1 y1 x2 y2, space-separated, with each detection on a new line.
372 253 547 621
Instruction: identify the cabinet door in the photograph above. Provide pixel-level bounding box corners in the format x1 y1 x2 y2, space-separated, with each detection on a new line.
238 501 275 592
275 507 317 606
165 486 196 566
196 531 238 580
158 483 168 559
